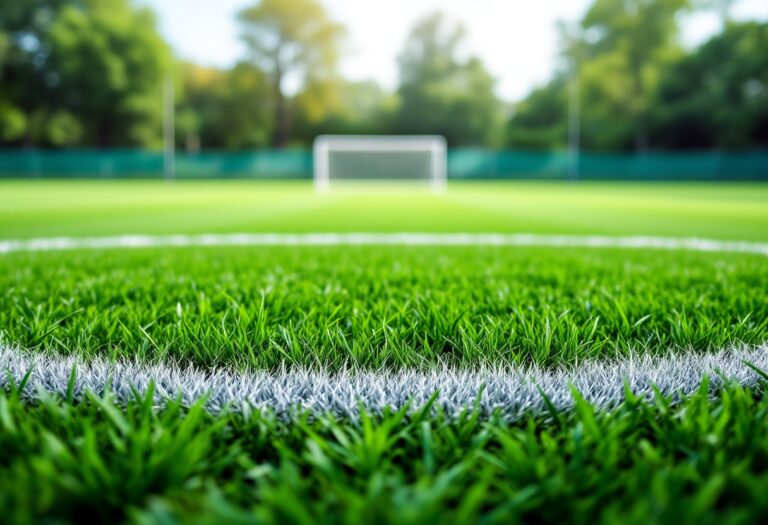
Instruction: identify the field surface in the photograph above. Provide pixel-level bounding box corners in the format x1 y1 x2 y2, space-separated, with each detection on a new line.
2 246 767 370
1 180 768 524
2 180 768 240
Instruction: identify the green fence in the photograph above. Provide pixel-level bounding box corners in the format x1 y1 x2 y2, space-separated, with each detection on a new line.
0 150 312 179
1 149 766 180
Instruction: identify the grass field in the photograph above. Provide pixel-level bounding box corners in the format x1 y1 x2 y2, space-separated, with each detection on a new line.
3 246 767 370
2 180 768 524
2 180 768 240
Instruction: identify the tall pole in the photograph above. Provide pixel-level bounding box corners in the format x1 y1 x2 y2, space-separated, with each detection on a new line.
567 67 580 181
163 74 175 181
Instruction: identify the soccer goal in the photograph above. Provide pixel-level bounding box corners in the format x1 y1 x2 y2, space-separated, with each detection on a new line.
313 135 447 192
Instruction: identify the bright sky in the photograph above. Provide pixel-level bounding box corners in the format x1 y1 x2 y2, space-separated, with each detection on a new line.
141 0 768 101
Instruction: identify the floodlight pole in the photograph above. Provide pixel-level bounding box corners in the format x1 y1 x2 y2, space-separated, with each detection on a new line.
567 68 580 181
163 74 176 181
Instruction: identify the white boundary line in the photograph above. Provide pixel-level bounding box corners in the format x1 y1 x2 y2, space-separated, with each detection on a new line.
1 232 768 256
1 344 766 418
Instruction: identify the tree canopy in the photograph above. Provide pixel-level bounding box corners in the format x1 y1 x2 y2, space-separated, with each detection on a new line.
176 62 273 151
0 0 765 152
0 0 169 147
238 0 345 147
507 0 767 152
393 12 503 147
651 21 768 148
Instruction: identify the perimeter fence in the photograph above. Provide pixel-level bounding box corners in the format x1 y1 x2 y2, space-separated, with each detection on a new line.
1 149 766 180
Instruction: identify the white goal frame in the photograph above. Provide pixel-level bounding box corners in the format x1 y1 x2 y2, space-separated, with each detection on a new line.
313 135 447 192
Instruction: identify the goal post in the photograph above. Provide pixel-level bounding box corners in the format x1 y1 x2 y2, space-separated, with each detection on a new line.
313 135 447 192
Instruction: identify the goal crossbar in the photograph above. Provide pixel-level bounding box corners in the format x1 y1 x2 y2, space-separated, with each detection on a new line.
313 135 447 192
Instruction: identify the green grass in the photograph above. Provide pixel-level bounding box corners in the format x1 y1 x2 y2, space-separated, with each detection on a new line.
2 379 768 524
2 180 768 523
2 246 767 370
1 180 768 240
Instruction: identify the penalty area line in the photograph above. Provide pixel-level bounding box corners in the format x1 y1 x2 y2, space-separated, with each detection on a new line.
0 233 767 256
1 344 766 419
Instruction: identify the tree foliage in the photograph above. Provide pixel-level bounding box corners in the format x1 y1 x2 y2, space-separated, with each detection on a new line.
48 0 170 147
291 79 393 144
651 21 768 149
506 81 568 150
507 0 767 152
393 12 503 147
238 0 345 148
177 62 273 151
0 0 169 148
0 0 73 144
578 0 690 150
1 0 766 152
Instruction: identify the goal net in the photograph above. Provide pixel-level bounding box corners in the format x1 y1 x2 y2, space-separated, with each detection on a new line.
313 135 447 192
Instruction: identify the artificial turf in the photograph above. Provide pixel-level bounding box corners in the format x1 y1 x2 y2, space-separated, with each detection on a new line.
1 245 766 370
2 180 768 523
2 379 768 524
1 180 768 241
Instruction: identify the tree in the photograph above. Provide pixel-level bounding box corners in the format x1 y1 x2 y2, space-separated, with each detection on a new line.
651 21 768 149
0 30 8 67
177 62 273 150
291 79 393 143
506 81 568 149
238 0 345 148
575 0 690 151
0 29 26 142
508 0 692 152
394 12 502 147
0 0 76 144
47 0 170 147
0 0 170 148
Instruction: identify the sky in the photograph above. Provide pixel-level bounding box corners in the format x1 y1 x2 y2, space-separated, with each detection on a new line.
141 0 768 101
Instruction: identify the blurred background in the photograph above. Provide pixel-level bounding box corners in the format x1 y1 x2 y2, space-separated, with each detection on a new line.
0 0 766 180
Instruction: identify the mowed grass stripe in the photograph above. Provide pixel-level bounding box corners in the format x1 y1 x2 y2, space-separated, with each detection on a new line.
2 343 767 418
2 245 766 370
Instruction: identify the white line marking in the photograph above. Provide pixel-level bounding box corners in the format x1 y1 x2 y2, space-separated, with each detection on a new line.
2 345 766 418
0 233 767 255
